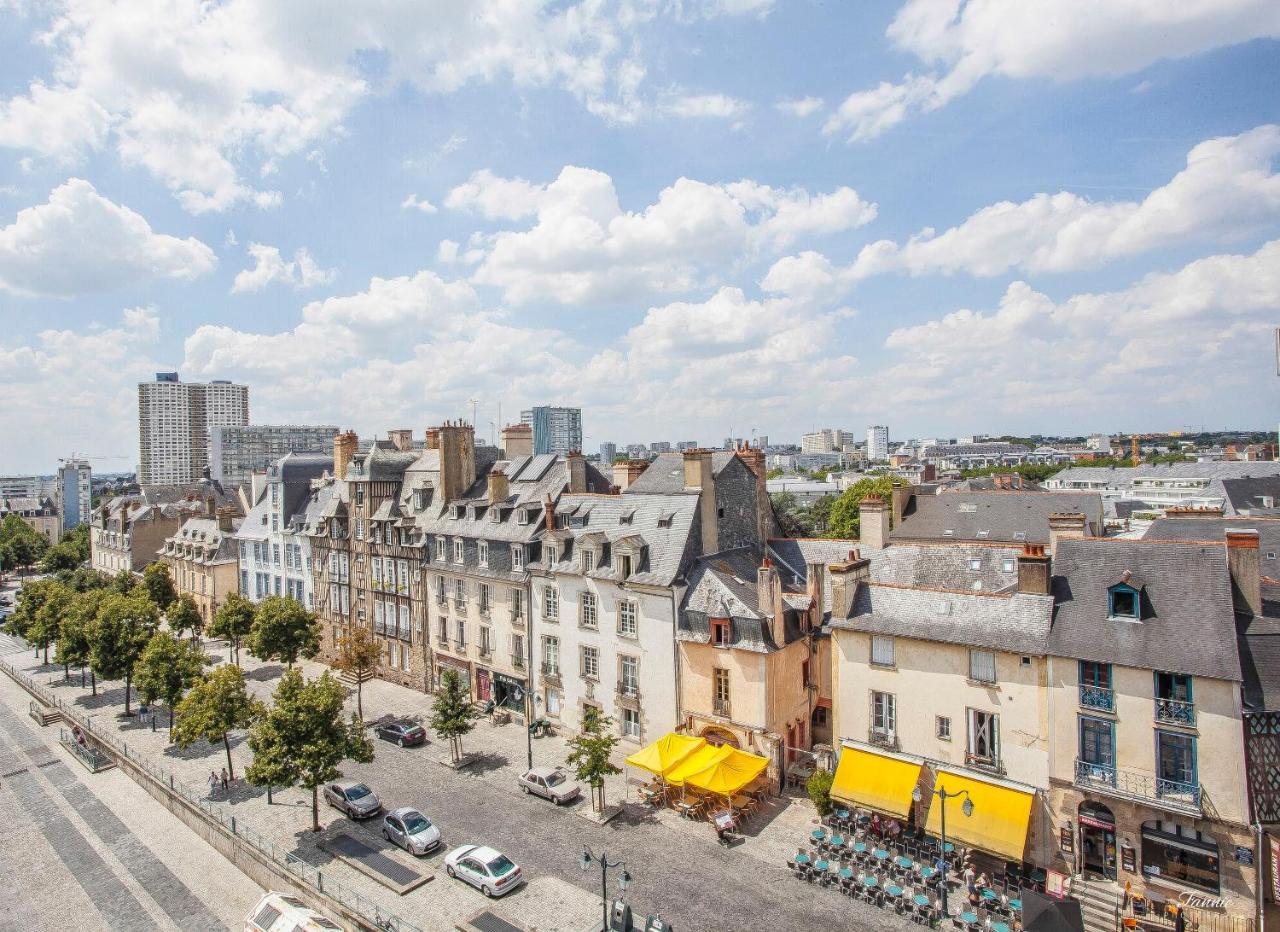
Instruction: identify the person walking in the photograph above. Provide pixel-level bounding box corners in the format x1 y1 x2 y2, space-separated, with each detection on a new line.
220 767 229 792
208 770 219 797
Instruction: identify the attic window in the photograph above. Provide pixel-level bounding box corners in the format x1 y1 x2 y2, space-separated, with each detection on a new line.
516 509 529 525
943 529 955 537
711 618 731 646
1013 531 1027 541
968 559 981 571
975 529 991 539
453 504 466 519
1268 552 1277 560
1108 584 1139 620
414 488 428 510
959 503 977 514
658 512 674 528
619 509 635 525
1001 558 1016 573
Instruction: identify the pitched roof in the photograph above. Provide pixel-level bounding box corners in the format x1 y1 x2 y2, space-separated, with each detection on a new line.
548 491 700 587
891 491 1103 545
624 451 739 495
1238 587 1280 710
1221 477 1280 516
1143 516 1280 563
1048 538 1241 681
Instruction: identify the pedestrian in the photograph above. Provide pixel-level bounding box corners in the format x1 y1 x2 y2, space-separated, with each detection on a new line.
208 770 219 797
220 767 229 791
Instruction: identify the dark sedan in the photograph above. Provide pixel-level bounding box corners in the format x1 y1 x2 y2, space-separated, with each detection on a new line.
375 721 427 747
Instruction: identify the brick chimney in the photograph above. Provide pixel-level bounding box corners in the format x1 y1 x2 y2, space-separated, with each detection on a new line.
387 428 414 452
205 495 216 517
806 560 827 626
500 423 533 458
487 467 509 504
543 493 556 533
1165 505 1224 518
1017 544 1052 595
425 428 440 451
333 431 358 480
859 496 890 551
684 449 719 555
437 421 476 503
828 549 872 620
890 484 913 526
216 506 236 532
736 442 770 544
757 558 784 644
566 450 587 494
612 459 647 491
1226 529 1262 617
1048 512 1088 556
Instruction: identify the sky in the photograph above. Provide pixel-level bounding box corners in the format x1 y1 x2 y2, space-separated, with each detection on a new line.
1 0 1279 475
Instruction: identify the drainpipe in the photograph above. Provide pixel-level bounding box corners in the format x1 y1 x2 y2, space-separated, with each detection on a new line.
1255 820 1265 932
670 583 684 735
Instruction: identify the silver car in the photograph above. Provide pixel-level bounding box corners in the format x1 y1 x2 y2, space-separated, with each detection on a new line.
517 766 582 805
323 780 382 819
382 807 441 856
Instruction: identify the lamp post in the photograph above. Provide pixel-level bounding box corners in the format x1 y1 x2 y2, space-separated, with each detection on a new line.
579 846 630 932
520 685 542 770
913 783 974 917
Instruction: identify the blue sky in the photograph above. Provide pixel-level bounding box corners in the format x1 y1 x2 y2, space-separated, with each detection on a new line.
1 0 1279 474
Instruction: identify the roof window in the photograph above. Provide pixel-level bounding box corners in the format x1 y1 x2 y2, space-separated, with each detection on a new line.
1108 583 1139 620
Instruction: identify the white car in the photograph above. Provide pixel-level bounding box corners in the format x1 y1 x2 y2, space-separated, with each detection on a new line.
244 892 342 932
444 844 524 898
382 807 441 856
517 766 582 805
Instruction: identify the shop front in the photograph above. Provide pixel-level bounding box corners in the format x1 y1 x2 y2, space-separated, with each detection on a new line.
1140 821 1221 895
435 653 471 694
492 672 527 714
1079 801 1117 880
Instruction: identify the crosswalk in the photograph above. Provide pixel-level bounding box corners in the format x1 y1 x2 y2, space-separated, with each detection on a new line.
0 631 30 656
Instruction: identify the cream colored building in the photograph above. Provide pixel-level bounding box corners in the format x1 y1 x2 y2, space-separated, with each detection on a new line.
160 509 243 621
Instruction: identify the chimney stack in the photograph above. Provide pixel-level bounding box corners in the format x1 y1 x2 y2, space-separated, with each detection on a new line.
612 459 647 491
205 495 216 517
425 428 440 451
216 506 236 532
388 428 414 452
437 421 476 503
500 423 533 459
736 442 771 544
757 558 784 644
487 468 510 504
828 549 871 620
684 449 719 555
566 450 587 494
1226 529 1262 617
333 431 358 480
1017 544 1052 595
543 493 556 533
806 560 827 625
890 484 913 526
859 496 890 551
1048 512 1088 556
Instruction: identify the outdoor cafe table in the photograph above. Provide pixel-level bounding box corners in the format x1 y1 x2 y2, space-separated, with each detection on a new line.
873 849 890 861
919 867 938 881
926 838 956 853
960 911 978 925
839 867 855 881
913 894 931 908
895 856 914 869
795 853 811 866
812 828 827 841
835 807 851 820
887 885 904 898
863 877 880 889
981 889 999 903
1009 899 1022 912
830 834 846 847
815 860 830 873
992 924 1011 932
852 842 868 854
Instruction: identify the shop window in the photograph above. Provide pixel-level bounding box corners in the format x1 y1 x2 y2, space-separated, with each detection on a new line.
1141 822 1219 893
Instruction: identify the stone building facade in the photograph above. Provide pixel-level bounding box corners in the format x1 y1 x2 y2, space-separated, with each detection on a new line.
159 509 243 621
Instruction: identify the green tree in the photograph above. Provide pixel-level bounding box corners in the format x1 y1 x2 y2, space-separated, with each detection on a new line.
245 669 374 831
133 631 209 737
331 626 382 720
142 562 179 612
826 475 905 540
5 577 59 644
56 589 104 693
55 566 108 593
108 569 136 594
89 592 159 714
207 593 255 666
430 668 479 763
40 540 82 573
30 581 74 666
566 706 621 813
806 768 834 817
167 595 205 643
247 596 321 668
173 664 260 780
0 513 50 577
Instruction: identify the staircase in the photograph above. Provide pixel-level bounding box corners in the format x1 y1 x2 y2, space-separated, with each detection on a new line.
1074 876 1123 932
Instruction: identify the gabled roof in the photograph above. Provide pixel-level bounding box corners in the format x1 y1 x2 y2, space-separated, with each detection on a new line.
891 491 1103 545
1222 477 1280 516
1048 538 1241 682
624 451 739 495
1238 587 1280 711
552 492 700 587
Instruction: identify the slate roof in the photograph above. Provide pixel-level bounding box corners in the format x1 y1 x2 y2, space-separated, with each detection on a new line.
624 451 739 495
1048 538 1242 682
1049 461 1280 486
1144 516 1280 568
681 547 806 652
1221 477 1280 516
347 445 419 482
162 515 242 564
546 492 700 588
1239 583 1280 710
891 491 1103 545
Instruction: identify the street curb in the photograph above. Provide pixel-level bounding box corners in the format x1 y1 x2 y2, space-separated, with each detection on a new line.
572 803 622 825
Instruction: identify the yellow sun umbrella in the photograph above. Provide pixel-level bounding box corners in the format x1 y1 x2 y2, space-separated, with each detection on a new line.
666 743 734 786
683 747 770 797
624 733 707 778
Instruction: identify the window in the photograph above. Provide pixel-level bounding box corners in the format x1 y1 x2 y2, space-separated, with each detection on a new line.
455 618 466 647
1156 731 1197 794
355 486 364 505
374 601 385 633
620 553 633 577
511 588 524 619
543 586 559 619
437 617 448 643
546 688 561 716
936 716 951 740
870 635 895 667
454 578 466 603
711 617 731 646
397 560 408 593
399 603 410 639
479 627 492 655
618 600 638 638
478 540 489 567
967 709 999 765
968 558 981 570
583 549 595 572
621 706 641 739
1141 822 1219 894
512 545 525 571
436 538 447 562
453 538 464 563
355 518 365 540
240 570 248 594
1109 584 1139 619
581 645 600 679
384 524 393 545
1001 558 1016 573
1079 660 1114 711
871 691 896 737
1079 716 1115 772
543 636 560 674
546 544 558 564
478 583 490 614
713 668 730 712
620 655 638 696
969 649 997 684
512 633 525 665
435 575 446 605
580 591 597 628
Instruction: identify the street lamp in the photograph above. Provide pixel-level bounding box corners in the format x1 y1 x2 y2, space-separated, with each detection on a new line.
913 783 974 917
520 686 543 770
580 846 630 932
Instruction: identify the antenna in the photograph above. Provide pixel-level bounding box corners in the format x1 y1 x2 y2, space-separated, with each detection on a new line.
468 398 480 429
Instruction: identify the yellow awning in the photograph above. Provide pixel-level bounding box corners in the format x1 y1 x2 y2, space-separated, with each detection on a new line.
683 748 770 797
830 744 924 819
624 733 706 778
666 744 733 786
923 769 1034 862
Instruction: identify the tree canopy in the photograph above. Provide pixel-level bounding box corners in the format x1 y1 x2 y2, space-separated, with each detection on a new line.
331 626 382 720
167 595 204 642
247 596 321 667
565 706 621 813
430 668 479 763
246 669 373 831
826 474 906 540
173 664 259 780
55 588 105 691
0 513 50 576
89 591 159 714
142 562 179 612
133 631 208 736
207 593 255 665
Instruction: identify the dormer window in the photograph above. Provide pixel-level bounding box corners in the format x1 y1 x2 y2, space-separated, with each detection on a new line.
355 486 365 506
516 509 529 526
453 504 466 519
512 545 525 571
547 544 558 564
583 550 595 572
1108 584 1139 620
620 553 633 578
415 488 429 511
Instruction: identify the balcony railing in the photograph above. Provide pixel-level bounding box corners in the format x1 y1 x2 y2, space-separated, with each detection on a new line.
510 612 525 629
512 653 525 669
1079 684 1115 712
1154 697 1196 727
868 728 898 750
617 681 640 701
1074 758 1202 811
453 598 468 613
965 751 1005 775
541 662 561 684
453 640 467 653
713 698 731 718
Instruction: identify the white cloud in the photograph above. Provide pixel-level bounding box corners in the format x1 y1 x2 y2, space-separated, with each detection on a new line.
231 243 336 293
401 193 438 214
775 96 824 117
0 178 216 297
663 93 751 119
765 125 1280 295
437 239 461 264
826 0 1280 140
455 165 876 305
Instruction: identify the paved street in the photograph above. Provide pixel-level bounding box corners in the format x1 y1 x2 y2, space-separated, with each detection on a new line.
0 626 917 932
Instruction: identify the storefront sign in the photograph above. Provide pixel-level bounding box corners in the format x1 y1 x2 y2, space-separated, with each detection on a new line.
1045 870 1068 899
1121 846 1137 873
1235 846 1254 865
1060 827 1074 854
1269 835 1280 902
1079 814 1115 830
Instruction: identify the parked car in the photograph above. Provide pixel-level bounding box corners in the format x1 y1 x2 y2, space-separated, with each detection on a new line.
244 891 342 932
444 844 524 898
323 780 382 819
374 721 427 747
382 807 441 856
517 766 582 805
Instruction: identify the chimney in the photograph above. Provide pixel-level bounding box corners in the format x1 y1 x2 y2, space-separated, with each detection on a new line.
387 428 414 452
543 493 556 533
806 560 826 625
1226 529 1262 617
684 449 719 555
828 549 872 620
757 558 784 644
1165 505 1224 518
487 468 509 504
437 421 476 503
216 506 236 532
425 428 440 451
859 495 890 551
890 484 913 526
205 495 216 517
736 443 771 544
500 423 533 458
567 450 587 494
1017 544 1052 595
1048 512 1088 556
613 459 647 491
333 431 358 480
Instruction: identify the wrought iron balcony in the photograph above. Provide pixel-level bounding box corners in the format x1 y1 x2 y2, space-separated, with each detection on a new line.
713 698 731 718
1074 758 1201 812
868 728 899 750
1154 697 1196 727
617 681 640 701
1079 684 1115 712
512 653 526 669
965 751 1005 775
